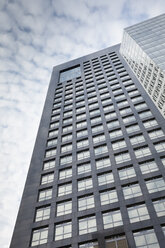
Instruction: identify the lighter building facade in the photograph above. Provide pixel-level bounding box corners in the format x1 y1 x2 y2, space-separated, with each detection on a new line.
10 16 165 248
120 14 165 117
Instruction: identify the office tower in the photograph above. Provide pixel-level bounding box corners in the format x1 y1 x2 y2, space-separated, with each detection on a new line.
10 20 165 248
120 14 165 118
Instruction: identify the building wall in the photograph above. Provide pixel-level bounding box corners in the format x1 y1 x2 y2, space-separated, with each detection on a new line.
10 44 165 248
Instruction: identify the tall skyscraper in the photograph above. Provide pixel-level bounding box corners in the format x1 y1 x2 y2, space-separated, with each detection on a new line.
10 16 165 248
120 14 165 118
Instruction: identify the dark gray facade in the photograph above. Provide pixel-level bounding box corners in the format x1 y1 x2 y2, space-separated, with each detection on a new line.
10 44 165 248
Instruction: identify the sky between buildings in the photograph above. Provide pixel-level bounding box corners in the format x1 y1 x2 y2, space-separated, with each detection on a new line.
0 0 165 247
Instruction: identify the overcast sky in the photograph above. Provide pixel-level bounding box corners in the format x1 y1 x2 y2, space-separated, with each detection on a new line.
0 0 165 247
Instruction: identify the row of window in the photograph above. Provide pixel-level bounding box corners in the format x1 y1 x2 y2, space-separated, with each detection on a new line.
31 220 165 247
38 176 165 201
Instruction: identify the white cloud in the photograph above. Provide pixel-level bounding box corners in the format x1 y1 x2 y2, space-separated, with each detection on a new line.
0 1 165 248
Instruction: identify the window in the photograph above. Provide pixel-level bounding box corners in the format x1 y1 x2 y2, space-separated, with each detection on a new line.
103 105 114 112
133 229 160 248
58 183 72 196
120 107 132 115
76 106 86 113
78 163 91 175
135 103 147 111
115 94 125 101
105 111 117 120
50 121 59 129
63 117 72 124
112 139 126 150
31 227 48 246
94 145 108 155
90 109 100 116
35 206 51 222
92 125 104 134
79 216 97 235
131 95 143 103
155 141 165 152
56 200 72 216
115 152 131 164
41 173 54 185
130 134 145 145
62 134 72 142
153 198 165 217
145 177 165 193
77 129 88 138
63 125 72 133
105 235 128 248
163 226 165 236
103 210 123 229
127 203 150 223
77 139 89 148
139 160 159 174
55 221 72 240
93 134 106 144
78 195 95 211
61 144 72 153
134 146 151 158
60 155 72 165
139 110 152 119
98 172 114 186
38 188 52 202
96 157 111 169
123 115 136 124
64 110 72 117
91 116 102 125
45 148 56 158
148 129 164 139
126 124 140 134
118 166 136 180
117 100 128 108
78 177 93 191
100 189 118 205
77 121 87 129
59 168 72 180
79 241 99 248
107 120 120 129
77 113 86 121
43 160 55 170
77 150 90 160
161 157 165 166
109 129 123 138
122 183 142 200
143 119 158 128
47 138 57 147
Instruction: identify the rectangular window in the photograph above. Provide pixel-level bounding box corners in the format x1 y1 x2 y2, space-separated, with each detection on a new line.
103 210 123 229
120 107 132 115
62 134 72 142
105 112 117 120
126 124 140 134
92 125 104 134
93 134 106 144
58 183 72 196
100 189 118 205
61 144 72 153
118 166 136 180
77 150 90 160
139 110 152 119
56 200 72 216
134 146 151 158
63 117 72 125
133 229 159 248
31 227 48 246
47 138 57 147
63 125 73 133
109 129 123 138
78 195 95 211
41 173 54 185
43 160 55 170
77 129 88 138
78 178 93 191
123 115 136 124
139 160 159 174
145 177 165 193
91 116 102 125
127 203 150 223
130 134 145 145
155 141 165 152
38 188 52 202
122 183 142 200
98 172 114 186
105 235 128 248
77 163 91 175
35 206 51 222
153 198 165 217
59 168 72 180
77 139 89 148
143 119 158 128
77 121 87 129
77 113 86 121
45 148 56 158
112 139 126 150
107 120 120 129
148 129 164 139
79 241 99 248
60 155 72 165
95 157 111 171
79 216 97 235
115 152 131 164
48 129 58 138
55 221 72 240
94 145 108 156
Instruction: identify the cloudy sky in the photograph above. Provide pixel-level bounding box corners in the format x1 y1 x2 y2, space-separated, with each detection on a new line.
0 0 165 247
